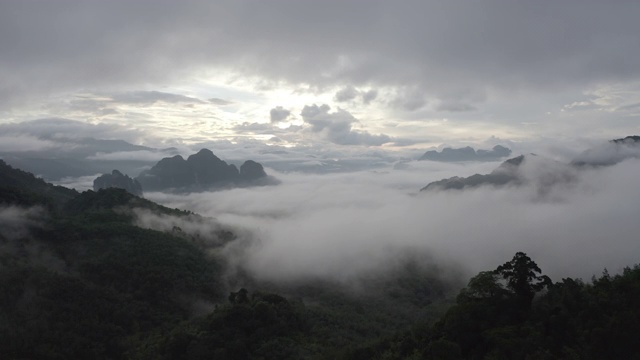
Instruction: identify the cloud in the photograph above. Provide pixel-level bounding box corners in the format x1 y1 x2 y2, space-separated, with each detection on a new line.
209 98 234 106
52 174 101 192
87 150 170 162
390 88 427 111
0 134 58 152
233 122 275 134
3 1 638 115
109 91 205 105
301 104 392 146
334 86 379 105
145 158 640 286
0 205 46 241
0 205 67 271
362 89 378 104
572 138 640 166
334 86 359 102
269 106 291 122
436 102 477 112
0 118 146 144
130 208 234 250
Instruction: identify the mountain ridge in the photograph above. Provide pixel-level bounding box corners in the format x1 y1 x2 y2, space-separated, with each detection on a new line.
421 135 640 192
136 148 273 192
419 145 512 162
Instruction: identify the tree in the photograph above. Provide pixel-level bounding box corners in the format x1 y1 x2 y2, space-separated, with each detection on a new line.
495 252 551 308
456 271 507 303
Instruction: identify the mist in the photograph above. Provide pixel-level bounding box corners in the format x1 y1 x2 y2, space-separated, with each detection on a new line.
143 157 640 286
0 205 46 241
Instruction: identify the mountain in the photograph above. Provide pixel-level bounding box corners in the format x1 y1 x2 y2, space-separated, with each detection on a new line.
421 136 640 193
421 155 525 191
419 145 511 162
571 135 640 166
3 162 640 358
0 159 78 209
93 169 143 196
240 159 268 180
136 148 273 192
0 162 457 358
0 163 232 358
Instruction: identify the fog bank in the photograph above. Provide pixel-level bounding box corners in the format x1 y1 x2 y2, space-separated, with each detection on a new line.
146 159 640 283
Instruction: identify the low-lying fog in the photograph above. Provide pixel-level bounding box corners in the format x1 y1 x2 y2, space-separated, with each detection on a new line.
144 158 640 284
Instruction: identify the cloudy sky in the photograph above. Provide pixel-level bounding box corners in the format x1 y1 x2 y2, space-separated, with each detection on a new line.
1 0 639 154
3 1 640 284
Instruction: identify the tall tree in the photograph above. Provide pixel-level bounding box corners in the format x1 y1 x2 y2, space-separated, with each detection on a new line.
495 252 551 308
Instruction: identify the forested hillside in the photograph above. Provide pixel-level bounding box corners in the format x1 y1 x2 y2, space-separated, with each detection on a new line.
0 161 455 358
346 253 640 360
1 160 639 359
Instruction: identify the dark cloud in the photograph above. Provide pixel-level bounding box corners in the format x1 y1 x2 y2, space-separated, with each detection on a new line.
390 88 427 111
335 86 379 105
2 1 638 110
334 86 359 102
436 102 477 112
87 150 170 162
0 134 58 152
110 91 205 105
301 104 392 146
269 106 291 122
0 118 146 143
362 89 378 104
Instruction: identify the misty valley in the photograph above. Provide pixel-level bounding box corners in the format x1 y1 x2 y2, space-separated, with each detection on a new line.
4 2 640 358
1 135 640 359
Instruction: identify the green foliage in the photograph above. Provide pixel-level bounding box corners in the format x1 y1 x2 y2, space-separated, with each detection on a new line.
495 252 552 308
136 290 307 360
0 170 226 359
0 266 132 359
64 188 191 218
0 160 78 210
347 253 640 360
5 164 640 359
457 271 507 302
2 164 459 359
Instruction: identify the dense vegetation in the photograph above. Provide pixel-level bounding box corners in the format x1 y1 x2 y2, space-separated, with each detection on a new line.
0 161 455 358
2 159 639 359
346 253 640 359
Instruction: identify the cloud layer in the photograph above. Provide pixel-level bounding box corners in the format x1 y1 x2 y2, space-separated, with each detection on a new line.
146 158 640 285
3 1 638 103
2 1 639 143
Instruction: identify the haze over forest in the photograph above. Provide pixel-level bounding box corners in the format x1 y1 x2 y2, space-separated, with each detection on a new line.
1 1 640 358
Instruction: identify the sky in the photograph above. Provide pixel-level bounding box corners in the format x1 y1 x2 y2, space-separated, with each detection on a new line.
1 0 639 155
2 1 640 284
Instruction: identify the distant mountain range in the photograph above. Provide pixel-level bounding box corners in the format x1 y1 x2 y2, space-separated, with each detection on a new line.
135 148 275 192
94 170 143 196
420 136 640 192
421 155 526 191
0 159 461 358
419 145 511 162
0 131 277 193
571 135 640 166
